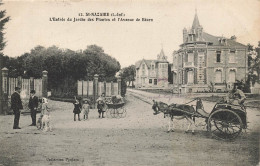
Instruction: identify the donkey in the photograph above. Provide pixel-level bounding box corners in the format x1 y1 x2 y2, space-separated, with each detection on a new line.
152 100 196 134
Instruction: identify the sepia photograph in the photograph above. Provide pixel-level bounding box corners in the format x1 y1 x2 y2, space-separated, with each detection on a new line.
0 0 259 165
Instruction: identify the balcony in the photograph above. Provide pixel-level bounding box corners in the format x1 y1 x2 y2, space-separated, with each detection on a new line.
183 62 195 68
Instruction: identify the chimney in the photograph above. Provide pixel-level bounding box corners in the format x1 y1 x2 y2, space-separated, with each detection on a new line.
230 35 237 42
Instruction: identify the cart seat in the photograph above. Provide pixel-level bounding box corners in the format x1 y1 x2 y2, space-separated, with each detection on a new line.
197 108 209 118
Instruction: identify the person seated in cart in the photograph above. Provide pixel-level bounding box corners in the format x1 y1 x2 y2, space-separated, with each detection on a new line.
225 83 246 105
96 93 106 118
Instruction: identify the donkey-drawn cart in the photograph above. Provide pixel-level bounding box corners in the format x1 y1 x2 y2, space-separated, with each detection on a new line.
152 98 247 140
207 102 247 140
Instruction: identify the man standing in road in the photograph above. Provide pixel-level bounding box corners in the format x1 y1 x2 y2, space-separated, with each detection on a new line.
11 87 23 129
28 90 38 126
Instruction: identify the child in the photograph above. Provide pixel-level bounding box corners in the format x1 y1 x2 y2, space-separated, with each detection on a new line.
96 93 106 118
73 96 82 121
82 99 90 120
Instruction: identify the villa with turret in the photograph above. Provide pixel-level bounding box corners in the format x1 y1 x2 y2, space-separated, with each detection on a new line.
135 49 169 88
172 11 248 93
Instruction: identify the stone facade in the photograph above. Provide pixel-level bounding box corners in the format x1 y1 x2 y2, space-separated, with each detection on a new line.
172 12 248 93
135 49 169 88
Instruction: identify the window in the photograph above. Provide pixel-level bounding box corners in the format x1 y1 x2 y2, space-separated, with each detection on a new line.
149 79 152 84
229 70 236 83
142 70 145 75
229 51 236 63
216 51 221 62
142 64 145 69
151 64 154 70
154 79 157 85
188 53 194 62
215 70 222 83
229 54 235 63
142 78 145 86
187 71 194 84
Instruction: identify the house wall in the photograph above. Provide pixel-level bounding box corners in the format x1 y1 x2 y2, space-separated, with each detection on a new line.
207 48 247 84
135 61 169 89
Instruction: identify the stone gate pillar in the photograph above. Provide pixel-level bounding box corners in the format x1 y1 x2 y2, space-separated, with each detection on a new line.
93 74 99 108
42 70 48 98
2 68 9 95
1 68 9 115
117 76 121 96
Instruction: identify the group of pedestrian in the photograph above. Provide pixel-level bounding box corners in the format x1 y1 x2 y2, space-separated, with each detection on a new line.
11 82 245 129
72 93 106 121
73 96 90 121
11 87 40 129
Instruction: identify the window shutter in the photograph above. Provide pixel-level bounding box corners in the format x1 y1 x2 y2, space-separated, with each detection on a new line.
184 70 188 84
194 68 197 84
194 52 198 66
204 68 207 84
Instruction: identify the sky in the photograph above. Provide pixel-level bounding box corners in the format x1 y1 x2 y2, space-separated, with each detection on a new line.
1 0 260 68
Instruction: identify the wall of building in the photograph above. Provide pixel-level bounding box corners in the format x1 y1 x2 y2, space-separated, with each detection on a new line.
135 61 169 89
207 48 247 84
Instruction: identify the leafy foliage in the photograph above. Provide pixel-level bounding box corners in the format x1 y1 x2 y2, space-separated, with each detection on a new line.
0 9 10 52
121 78 127 97
3 45 121 98
247 42 260 86
121 65 136 87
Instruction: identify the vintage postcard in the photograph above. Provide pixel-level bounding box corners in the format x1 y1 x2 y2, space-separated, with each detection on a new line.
0 0 259 165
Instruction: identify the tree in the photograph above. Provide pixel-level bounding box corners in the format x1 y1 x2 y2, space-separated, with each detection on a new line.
0 5 10 53
7 44 121 98
83 45 120 82
247 42 260 86
121 65 136 87
0 3 10 113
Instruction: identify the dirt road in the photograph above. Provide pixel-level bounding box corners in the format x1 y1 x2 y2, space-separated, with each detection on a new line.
0 90 259 166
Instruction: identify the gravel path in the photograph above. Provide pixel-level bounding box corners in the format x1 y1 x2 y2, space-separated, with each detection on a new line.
0 90 259 166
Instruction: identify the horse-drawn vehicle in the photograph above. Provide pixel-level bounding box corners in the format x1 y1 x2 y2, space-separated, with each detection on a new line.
105 96 127 118
152 98 247 140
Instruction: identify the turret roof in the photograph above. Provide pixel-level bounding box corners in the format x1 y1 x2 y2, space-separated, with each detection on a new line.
192 11 201 29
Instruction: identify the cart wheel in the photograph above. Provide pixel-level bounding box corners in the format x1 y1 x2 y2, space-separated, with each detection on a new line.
115 109 121 119
118 107 127 118
110 109 117 118
106 108 111 118
208 109 243 140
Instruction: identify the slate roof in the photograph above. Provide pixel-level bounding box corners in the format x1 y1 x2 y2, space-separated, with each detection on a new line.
135 59 168 69
183 11 247 48
202 32 247 47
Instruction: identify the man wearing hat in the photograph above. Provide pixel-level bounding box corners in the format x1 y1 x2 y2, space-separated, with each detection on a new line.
11 87 23 129
225 82 246 105
28 90 39 126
